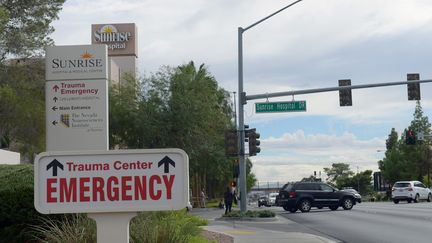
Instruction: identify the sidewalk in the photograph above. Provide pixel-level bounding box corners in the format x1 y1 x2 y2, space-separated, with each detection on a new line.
192 208 339 243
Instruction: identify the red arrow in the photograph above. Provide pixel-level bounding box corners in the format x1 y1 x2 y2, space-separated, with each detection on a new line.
53 85 59 92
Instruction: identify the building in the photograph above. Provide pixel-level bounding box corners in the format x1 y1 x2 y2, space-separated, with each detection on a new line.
0 149 20 164
91 23 138 84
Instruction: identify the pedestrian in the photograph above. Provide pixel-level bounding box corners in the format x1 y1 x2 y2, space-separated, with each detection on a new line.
224 187 234 215
218 199 224 209
200 189 206 208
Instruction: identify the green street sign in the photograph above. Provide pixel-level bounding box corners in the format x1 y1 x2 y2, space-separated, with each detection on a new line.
255 101 306 113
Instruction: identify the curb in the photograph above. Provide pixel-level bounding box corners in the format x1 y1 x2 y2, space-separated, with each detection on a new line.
201 226 234 243
215 216 277 222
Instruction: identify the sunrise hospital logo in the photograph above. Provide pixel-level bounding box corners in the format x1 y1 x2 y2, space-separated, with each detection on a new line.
80 51 94 59
100 24 118 33
93 24 132 50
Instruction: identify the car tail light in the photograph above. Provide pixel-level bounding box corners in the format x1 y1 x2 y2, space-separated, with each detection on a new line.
407 187 413 191
288 191 296 198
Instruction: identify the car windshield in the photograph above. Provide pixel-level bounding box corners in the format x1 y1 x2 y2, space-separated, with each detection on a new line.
394 182 411 187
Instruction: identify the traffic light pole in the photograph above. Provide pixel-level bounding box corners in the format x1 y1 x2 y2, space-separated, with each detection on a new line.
237 0 304 212
245 78 432 101
238 27 247 212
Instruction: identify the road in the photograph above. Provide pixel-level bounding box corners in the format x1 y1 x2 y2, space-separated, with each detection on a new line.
276 201 432 243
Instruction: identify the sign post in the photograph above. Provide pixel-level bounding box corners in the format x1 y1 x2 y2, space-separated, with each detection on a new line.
43 44 171 243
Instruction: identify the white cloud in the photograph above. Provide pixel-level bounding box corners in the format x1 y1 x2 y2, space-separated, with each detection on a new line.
48 0 432 183
250 129 384 182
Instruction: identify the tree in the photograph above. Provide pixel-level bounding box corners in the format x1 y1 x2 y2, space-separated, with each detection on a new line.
323 163 354 185
0 0 65 161
0 0 65 60
109 62 240 199
386 128 398 152
0 60 45 161
378 101 432 185
407 101 431 181
336 170 373 195
301 175 320 182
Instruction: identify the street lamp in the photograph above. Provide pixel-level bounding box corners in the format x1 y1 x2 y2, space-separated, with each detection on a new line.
237 0 304 212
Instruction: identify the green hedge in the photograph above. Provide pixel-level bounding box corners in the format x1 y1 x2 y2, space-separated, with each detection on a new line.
0 164 48 242
223 210 275 218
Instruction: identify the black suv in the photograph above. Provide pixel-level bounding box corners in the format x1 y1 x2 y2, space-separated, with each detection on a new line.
276 182 356 213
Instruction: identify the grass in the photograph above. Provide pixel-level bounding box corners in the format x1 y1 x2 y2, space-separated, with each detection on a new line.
31 210 213 243
31 214 96 243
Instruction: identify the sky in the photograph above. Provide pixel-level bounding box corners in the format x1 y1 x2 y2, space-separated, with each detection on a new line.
50 0 432 183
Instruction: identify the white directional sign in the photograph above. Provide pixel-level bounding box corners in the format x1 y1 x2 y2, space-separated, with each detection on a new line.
34 149 189 214
45 79 108 151
45 44 108 151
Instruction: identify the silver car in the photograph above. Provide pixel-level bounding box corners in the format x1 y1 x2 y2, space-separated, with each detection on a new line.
391 181 432 204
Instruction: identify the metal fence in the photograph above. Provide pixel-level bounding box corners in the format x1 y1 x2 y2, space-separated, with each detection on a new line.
251 181 286 191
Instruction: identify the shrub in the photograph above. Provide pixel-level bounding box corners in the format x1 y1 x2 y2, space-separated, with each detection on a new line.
223 210 275 218
31 214 96 243
130 211 209 243
0 164 49 242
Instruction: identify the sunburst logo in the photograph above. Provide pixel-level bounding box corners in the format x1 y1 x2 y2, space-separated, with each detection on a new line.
80 51 93 59
100 24 118 33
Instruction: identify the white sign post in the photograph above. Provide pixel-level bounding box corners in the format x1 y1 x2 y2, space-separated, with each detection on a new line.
35 149 189 242
43 45 145 243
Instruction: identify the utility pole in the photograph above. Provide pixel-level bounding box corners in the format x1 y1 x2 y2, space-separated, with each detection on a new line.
237 0 304 212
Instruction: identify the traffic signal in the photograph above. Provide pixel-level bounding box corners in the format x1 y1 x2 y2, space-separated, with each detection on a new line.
405 129 416 145
225 130 238 156
244 125 249 143
247 128 261 156
338 79 352 106
407 73 421 101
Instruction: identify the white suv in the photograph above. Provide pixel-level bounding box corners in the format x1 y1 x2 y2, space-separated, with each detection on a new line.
391 181 432 204
268 192 279 206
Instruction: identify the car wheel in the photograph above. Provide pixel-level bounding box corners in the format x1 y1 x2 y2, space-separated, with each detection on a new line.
317 206 323 209
414 194 419 203
289 207 297 213
393 199 399 204
342 198 354 210
282 205 290 211
427 193 432 202
298 199 312 213
407 199 412 203
329 205 338 210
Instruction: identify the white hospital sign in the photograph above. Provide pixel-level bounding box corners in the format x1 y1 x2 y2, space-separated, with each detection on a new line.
34 149 189 214
45 45 108 81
